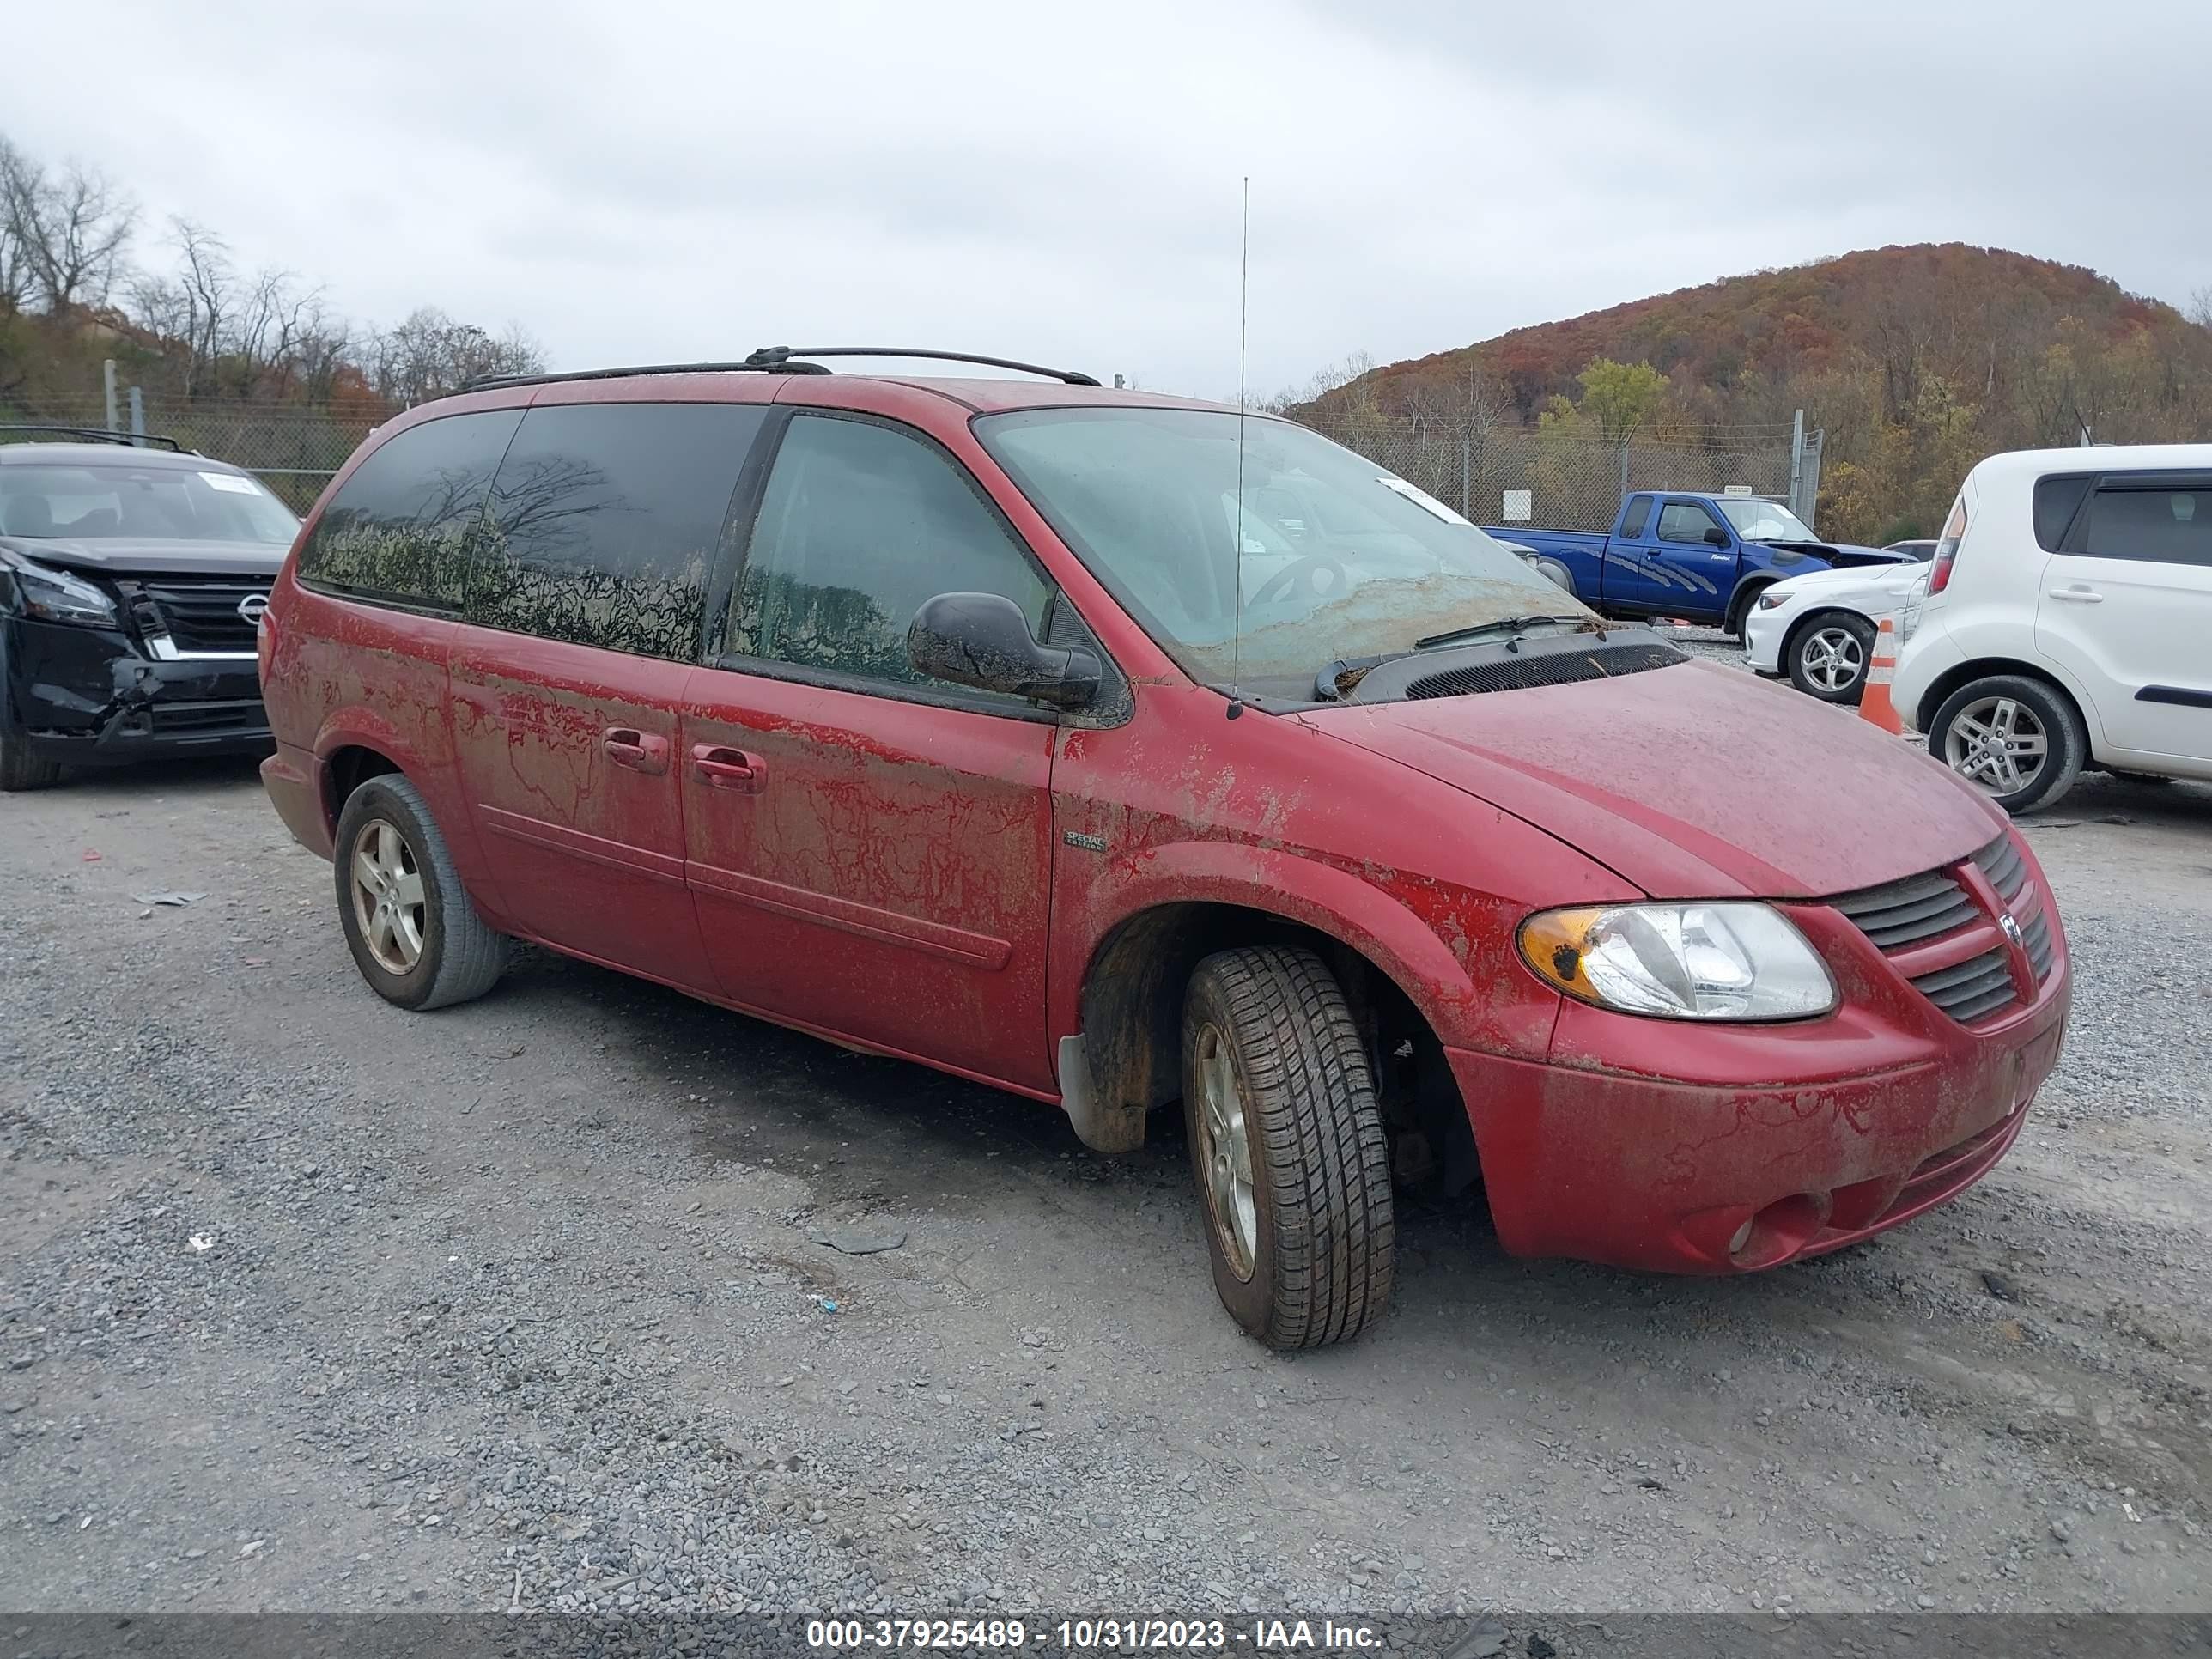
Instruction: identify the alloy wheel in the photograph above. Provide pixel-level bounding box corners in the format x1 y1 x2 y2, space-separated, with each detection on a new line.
1192 1023 1258 1280
1800 625 1866 693
1943 695 2048 798
349 819 427 974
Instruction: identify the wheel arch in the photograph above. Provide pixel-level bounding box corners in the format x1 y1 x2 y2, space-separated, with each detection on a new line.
1911 656 2097 754
1060 848 1516 1194
1779 605 1874 672
1725 578 1779 635
320 742 405 835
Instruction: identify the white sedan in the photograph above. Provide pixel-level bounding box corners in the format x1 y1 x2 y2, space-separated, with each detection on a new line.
1742 562 1929 703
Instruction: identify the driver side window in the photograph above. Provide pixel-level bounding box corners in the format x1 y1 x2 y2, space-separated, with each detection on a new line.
726 414 1052 697
1657 501 1723 544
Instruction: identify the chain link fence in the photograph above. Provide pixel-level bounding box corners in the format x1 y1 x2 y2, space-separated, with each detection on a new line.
1 396 383 512
6 388 1823 534
1295 412 1820 533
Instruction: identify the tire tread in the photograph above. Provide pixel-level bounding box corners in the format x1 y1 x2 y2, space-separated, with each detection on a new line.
1188 946 1395 1348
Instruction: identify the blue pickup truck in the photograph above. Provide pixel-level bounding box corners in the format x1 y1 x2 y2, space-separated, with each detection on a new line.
1486 492 1917 635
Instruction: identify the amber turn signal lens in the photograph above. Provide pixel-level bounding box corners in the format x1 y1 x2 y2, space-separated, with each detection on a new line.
1518 908 1607 1001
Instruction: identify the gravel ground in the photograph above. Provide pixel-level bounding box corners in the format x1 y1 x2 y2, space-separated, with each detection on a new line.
3 731 2209 1621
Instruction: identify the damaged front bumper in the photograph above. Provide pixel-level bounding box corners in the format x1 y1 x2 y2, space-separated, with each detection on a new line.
2 614 271 766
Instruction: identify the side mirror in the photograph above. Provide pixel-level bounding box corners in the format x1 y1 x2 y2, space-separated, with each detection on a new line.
1704 525 1731 548
907 592 1100 710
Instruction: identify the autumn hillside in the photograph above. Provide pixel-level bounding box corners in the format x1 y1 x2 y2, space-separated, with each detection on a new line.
1300 245 2212 544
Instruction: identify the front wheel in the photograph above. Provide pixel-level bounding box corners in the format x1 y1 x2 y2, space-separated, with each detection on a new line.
0 714 64 792
333 773 508 1010
1785 611 1875 703
1929 674 2087 815
1182 946 1395 1348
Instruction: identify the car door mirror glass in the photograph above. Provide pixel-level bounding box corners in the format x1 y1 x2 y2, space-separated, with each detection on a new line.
907 591 1100 709
1705 526 1731 548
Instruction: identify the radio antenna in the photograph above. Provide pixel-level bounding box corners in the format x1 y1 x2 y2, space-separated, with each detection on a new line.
1229 174 1249 719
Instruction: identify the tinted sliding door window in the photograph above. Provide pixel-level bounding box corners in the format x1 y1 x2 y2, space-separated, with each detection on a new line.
2070 485 2212 568
471 402 767 659
295 410 523 608
725 414 1051 698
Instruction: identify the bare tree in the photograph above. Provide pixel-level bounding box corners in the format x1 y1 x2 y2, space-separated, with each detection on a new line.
2190 286 2212 331
0 137 33 318
1259 350 1376 414
370 307 546 405
0 139 135 314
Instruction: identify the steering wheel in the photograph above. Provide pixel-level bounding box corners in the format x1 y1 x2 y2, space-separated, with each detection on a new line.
1247 551 1350 609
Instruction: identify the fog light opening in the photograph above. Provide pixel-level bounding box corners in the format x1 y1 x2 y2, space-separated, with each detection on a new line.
1729 1193 1829 1268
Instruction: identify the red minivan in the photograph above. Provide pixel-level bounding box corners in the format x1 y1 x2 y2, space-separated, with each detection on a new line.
258 349 2069 1347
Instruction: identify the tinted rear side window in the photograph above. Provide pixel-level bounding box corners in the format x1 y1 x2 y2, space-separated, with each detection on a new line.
2069 484 2212 568
296 410 522 607
2032 474 2094 551
1620 495 1652 538
472 402 767 660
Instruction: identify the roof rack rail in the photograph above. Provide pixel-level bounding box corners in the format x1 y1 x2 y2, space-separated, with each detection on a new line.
0 423 185 453
462 346 1102 394
461 359 831 393
742 347 1101 386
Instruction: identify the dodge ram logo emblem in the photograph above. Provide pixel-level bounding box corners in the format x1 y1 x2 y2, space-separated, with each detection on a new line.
237 593 270 626
1999 912 2023 945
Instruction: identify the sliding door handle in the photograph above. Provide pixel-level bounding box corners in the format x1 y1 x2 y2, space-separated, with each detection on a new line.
601 727 670 775
691 744 766 793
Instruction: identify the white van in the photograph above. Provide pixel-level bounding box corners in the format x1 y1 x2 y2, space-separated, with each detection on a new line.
1893 445 2212 812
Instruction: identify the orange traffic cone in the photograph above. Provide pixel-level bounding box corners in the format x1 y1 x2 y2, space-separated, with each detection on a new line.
1859 616 1903 734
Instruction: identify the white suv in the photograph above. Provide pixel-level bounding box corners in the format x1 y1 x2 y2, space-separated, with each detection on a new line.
1893 444 2212 812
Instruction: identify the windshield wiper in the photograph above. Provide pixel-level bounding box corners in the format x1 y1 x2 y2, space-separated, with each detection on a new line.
1413 614 1595 652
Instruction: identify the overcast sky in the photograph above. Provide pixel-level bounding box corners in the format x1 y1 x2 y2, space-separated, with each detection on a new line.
9 0 2208 399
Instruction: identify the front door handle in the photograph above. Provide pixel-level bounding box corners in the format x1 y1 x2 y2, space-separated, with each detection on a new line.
2047 586 2104 603
601 727 670 775
690 743 766 793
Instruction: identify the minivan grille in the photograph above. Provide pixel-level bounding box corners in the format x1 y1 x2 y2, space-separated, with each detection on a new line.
1403 641 1686 701
1973 832 2030 905
1830 832 2055 1027
1910 948 2018 1024
2021 910 2054 981
130 577 266 653
1831 868 1976 948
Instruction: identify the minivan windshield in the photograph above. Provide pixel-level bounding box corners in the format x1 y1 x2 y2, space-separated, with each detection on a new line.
0 463 299 544
976 408 1592 696
1713 496 1815 542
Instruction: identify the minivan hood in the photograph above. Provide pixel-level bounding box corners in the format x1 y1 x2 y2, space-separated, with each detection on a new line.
0 535 289 577
1304 659 2002 899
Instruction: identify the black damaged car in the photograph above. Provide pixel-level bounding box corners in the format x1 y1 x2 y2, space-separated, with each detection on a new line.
0 428 298 791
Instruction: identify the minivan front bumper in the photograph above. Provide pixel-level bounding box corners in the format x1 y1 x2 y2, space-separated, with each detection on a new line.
1449 833 2069 1272
3 615 271 765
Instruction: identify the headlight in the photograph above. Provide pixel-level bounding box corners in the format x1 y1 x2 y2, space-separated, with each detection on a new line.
1755 590 1791 611
0 549 119 628
1519 902 1836 1021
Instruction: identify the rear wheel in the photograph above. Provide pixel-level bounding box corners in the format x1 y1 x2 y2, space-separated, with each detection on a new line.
1182 946 1395 1348
333 774 507 1010
1929 674 2086 815
0 712 64 792
1532 559 1576 596
1785 611 1875 703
